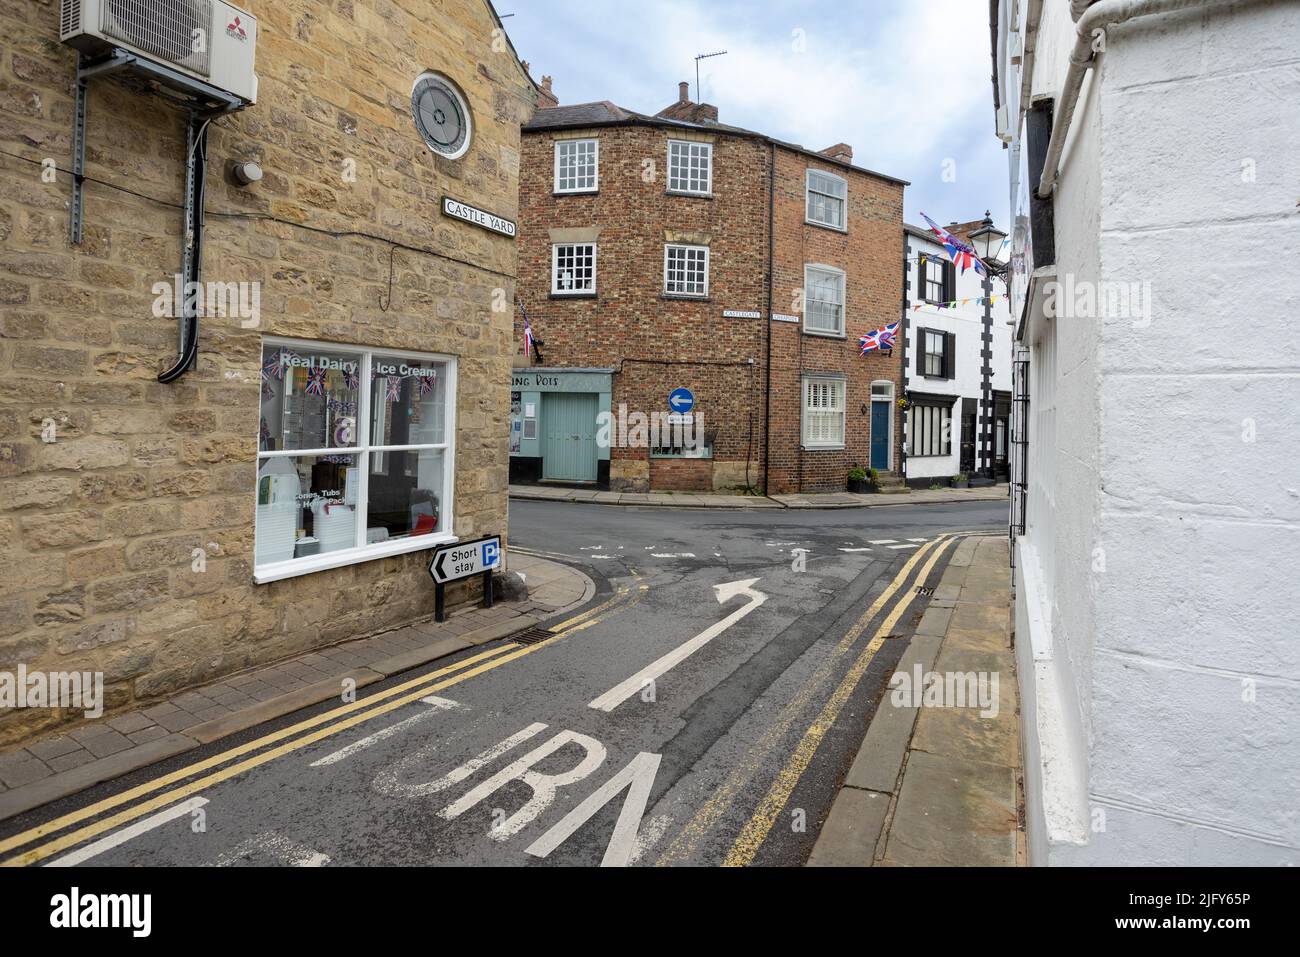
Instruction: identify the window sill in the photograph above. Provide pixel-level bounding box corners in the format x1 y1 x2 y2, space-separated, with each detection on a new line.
254 530 456 584
549 292 597 300
802 329 847 340
665 190 713 199
660 294 711 302
553 189 599 197
805 218 848 234
800 444 846 452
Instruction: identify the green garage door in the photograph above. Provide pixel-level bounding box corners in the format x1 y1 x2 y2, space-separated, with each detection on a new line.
542 393 599 482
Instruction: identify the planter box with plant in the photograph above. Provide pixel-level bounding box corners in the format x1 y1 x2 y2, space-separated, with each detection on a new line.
848 466 878 494
951 473 969 489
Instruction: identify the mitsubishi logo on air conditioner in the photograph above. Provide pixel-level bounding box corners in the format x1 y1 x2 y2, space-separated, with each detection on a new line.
226 16 248 41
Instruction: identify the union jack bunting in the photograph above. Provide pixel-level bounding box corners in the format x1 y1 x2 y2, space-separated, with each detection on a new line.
859 321 899 354
385 376 401 403
343 367 359 391
919 212 988 278
418 371 435 397
305 366 327 397
523 316 536 360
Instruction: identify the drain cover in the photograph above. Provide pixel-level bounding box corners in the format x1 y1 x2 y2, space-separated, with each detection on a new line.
507 626 555 646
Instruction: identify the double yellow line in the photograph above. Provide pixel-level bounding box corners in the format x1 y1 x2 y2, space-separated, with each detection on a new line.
656 534 957 866
1 577 643 867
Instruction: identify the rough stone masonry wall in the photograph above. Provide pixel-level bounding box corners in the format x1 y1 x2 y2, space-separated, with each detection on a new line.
767 148 905 493
0 0 534 745
517 124 769 492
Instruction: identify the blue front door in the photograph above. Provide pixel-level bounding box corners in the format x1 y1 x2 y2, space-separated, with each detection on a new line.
870 401 890 470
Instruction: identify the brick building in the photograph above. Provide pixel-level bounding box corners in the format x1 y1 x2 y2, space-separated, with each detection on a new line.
511 81 906 494
0 0 534 744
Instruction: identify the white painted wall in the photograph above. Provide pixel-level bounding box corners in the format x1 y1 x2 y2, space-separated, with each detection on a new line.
903 229 1012 481
1000 0 1300 865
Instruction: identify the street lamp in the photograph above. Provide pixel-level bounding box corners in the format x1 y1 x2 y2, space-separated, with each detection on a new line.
968 211 1008 484
969 211 1008 272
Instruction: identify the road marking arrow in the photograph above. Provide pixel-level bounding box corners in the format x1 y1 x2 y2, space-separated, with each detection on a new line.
588 578 767 712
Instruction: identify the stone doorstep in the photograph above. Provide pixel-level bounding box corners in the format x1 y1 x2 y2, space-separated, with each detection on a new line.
0 612 540 824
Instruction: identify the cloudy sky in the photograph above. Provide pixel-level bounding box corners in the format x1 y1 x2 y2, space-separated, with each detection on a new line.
500 0 1010 231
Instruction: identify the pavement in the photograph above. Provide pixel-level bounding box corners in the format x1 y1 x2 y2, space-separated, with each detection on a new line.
807 534 1023 867
0 551 593 822
510 482 1009 510
0 498 1014 867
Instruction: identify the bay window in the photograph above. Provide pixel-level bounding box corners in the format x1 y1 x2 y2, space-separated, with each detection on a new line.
255 339 456 583
908 400 953 457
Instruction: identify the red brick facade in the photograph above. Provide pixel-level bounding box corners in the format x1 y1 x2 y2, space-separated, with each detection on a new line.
515 92 905 493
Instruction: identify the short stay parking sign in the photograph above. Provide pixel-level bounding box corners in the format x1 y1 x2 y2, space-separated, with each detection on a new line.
429 536 502 585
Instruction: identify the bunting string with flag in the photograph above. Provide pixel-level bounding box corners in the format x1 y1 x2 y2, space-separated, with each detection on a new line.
385 376 402 403
859 321 899 355
919 212 988 278
913 295 1003 310
418 370 435 397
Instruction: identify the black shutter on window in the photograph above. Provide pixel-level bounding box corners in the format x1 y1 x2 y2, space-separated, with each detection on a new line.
945 331 956 379
944 261 954 304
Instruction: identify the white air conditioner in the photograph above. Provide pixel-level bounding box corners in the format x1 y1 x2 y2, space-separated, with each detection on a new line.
60 0 257 104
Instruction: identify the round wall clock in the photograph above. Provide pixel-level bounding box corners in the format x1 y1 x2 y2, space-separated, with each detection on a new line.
411 72 472 160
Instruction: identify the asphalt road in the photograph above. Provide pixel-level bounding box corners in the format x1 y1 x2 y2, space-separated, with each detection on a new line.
1 498 1007 868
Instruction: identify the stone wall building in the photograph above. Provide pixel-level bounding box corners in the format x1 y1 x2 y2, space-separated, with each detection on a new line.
511 82 906 494
0 0 534 744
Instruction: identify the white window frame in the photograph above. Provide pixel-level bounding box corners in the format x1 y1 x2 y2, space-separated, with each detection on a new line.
803 264 846 337
805 169 847 231
802 375 846 450
667 139 713 195
663 243 710 297
908 401 953 458
254 336 458 584
554 138 599 193
551 242 597 295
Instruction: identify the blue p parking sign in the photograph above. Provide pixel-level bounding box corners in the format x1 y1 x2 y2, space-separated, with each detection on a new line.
482 540 499 568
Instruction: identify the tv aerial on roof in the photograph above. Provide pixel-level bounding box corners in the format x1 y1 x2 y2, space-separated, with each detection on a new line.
694 50 727 102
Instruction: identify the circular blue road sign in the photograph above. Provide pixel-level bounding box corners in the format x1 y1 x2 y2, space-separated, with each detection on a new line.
668 387 695 414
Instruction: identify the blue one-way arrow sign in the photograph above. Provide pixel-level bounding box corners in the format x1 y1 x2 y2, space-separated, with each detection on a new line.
668 387 695 414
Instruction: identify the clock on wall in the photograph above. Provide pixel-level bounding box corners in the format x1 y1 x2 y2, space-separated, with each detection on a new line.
411 71 472 160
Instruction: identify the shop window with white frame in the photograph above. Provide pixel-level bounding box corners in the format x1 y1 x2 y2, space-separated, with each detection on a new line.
667 139 712 195
802 376 846 448
908 401 952 457
806 169 847 230
552 242 596 295
664 244 709 297
554 138 598 193
804 264 845 336
255 340 455 583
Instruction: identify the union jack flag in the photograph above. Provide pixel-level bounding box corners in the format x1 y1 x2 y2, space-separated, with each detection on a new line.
262 350 289 380
343 367 359 391
418 371 435 397
860 321 899 354
305 366 327 397
920 212 988 278
385 376 401 403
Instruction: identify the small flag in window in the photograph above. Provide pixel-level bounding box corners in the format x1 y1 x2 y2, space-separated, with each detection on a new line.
305 366 327 397
385 377 402 403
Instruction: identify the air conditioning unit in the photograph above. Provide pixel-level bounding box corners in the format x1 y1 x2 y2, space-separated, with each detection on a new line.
60 0 257 104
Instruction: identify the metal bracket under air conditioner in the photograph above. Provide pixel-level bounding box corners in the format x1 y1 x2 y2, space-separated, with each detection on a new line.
71 50 250 382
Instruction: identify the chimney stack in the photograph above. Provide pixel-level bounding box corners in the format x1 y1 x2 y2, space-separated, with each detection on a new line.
656 81 719 124
818 143 854 164
536 74 558 110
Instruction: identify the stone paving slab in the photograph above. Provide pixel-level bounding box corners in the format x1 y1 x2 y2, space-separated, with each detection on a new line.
807 534 1021 867
0 554 590 820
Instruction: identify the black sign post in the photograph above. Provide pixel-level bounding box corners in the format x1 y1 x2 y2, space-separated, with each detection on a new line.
428 535 502 623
